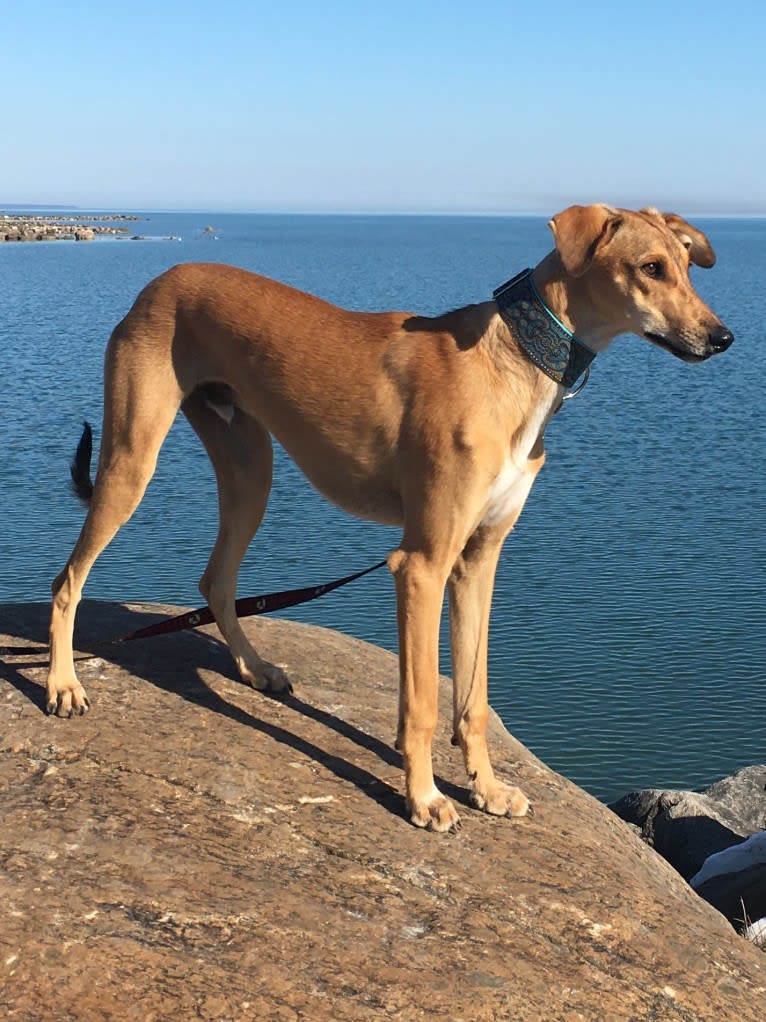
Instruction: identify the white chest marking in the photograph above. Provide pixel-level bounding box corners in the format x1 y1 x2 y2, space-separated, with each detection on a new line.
481 462 536 527
480 393 557 527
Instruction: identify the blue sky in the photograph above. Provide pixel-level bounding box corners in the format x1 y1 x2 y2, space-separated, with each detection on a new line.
2 1 765 213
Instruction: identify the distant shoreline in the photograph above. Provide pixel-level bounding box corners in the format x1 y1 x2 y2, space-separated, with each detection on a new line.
3 207 766 222
0 211 143 242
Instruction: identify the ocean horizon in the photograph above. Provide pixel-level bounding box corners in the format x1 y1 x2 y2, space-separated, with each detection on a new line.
6 204 766 218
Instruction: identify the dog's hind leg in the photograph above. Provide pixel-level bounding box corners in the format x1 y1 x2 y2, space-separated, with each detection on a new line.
48 354 183 716
182 389 290 693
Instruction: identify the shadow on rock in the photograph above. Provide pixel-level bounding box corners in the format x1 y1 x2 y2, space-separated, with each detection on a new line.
0 599 469 821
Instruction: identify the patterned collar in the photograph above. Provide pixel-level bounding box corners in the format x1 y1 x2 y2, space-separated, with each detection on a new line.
493 268 596 389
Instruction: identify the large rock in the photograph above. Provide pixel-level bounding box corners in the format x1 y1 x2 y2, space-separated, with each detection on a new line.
697 862 766 931
610 768 766 881
691 833 766 930
705 768 766 832
2 600 765 1021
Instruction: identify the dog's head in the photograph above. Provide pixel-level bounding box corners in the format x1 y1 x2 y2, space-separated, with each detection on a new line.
548 204 733 362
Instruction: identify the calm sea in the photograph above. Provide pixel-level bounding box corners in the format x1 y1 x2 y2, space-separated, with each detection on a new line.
2 212 764 802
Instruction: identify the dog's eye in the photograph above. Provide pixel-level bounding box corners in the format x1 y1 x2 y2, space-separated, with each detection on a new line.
642 261 664 279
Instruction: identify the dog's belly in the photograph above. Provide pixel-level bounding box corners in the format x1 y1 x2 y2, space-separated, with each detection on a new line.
286 447 405 526
323 480 405 525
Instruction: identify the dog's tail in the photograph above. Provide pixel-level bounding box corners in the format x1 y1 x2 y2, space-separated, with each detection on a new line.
70 421 94 505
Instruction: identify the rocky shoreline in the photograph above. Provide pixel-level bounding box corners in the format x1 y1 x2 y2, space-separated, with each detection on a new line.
2 599 765 1021
610 765 766 937
0 211 142 242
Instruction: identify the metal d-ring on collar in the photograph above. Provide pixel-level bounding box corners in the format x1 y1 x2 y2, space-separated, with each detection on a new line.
493 268 596 396
562 364 590 401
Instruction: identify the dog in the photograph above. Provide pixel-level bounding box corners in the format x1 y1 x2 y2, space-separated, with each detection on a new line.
47 204 733 832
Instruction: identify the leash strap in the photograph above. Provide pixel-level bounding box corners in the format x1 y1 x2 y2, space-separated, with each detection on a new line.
112 559 388 644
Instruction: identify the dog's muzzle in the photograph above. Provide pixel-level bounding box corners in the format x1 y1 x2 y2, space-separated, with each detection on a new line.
645 324 734 362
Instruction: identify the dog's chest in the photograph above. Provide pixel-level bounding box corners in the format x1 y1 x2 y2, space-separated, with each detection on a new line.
481 462 536 526
479 397 554 527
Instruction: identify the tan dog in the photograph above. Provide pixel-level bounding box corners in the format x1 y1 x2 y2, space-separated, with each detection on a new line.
47 205 732 832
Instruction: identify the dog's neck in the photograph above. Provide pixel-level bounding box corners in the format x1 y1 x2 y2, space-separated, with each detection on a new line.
493 264 598 389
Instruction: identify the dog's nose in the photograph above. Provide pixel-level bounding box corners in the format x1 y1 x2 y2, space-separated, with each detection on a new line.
709 326 734 353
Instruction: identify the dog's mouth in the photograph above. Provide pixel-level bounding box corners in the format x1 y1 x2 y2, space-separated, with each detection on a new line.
643 331 707 363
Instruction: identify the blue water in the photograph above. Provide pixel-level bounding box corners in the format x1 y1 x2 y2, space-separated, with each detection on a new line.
2 211 764 802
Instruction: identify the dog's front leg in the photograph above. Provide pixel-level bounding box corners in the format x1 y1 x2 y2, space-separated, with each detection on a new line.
388 548 460 833
448 522 531 820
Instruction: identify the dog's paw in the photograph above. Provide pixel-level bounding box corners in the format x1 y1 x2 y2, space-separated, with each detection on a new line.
45 678 91 718
238 656 293 695
259 661 293 695
408 790 461 833
470 781 531 819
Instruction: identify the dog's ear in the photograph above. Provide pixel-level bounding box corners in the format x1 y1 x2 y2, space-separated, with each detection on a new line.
657 212 716 268
548 204 623 277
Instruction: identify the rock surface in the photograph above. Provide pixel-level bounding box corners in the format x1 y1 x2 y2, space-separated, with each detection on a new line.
609 767 766 881
705 768 766 833
2 600 765 1021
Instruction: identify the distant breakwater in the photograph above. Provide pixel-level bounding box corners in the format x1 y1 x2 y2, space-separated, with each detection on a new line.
0 212 142 242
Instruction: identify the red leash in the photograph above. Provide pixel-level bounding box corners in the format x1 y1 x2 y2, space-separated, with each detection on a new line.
111 559 389 644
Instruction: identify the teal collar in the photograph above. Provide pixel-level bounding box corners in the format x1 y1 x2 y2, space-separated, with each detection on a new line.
493 268 596 389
